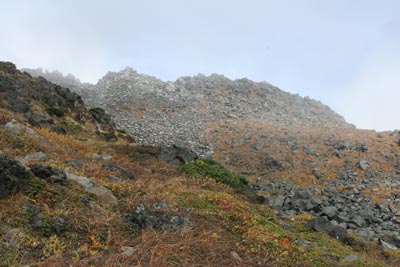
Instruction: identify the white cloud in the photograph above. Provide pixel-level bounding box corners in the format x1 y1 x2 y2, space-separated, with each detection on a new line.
333 38 400 131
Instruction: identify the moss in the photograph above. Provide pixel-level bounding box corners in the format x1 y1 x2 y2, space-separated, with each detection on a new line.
28 176 45 197
46 107 64 117
89 107 106 115
112 144 157 161
178 159 249 192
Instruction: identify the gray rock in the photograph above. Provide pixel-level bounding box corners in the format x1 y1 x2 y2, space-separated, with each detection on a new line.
269 196 285 210
343 254 358 262
29 165 68 185
66 172 118 206
9 99 30 113
0 156 31 198
128 203 192 231
380 239 398 250
157 145 198 165
230 251 242 261
307 217 355 246
52 216 66 234
359 160 369 170
89 153 112 161
121 246 136 257
101 164 135 179
22 152 47 162
321 206 337 219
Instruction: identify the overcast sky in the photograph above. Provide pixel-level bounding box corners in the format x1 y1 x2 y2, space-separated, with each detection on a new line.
1 0 399 130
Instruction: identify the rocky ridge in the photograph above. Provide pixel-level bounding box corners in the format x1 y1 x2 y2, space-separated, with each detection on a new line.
23 68 352 157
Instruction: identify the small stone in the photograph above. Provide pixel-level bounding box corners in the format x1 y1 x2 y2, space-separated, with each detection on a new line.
89 153 112 161
230 250 242 261
321 206 337 219
359 160 369 170
121 246 136 257
343 255 358 262
23 152 47 162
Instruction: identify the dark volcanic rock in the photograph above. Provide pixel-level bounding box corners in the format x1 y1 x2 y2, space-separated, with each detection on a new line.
127 203 192 230
0 156 30 198
307 217 355 246
157 145 198 165
49 125 67 134
9 99 30 113
29 165 68 185
101 164 135 179
0 62 117 141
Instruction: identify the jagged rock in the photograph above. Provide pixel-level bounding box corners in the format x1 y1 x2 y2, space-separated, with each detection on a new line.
307 217 355 245
24 67 352 157
127 203 192 230
0 156 30 198
66 172 118 206
101 164 135 179
29 165 68 185
157 145 198 165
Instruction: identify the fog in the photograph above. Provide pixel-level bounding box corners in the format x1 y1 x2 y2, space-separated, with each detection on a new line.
0 0 399 130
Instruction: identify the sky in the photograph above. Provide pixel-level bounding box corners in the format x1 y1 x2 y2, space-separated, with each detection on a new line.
0 0 399 131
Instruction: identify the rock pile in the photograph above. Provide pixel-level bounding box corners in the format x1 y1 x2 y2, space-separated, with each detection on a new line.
23 68 352 157
255 178 400 248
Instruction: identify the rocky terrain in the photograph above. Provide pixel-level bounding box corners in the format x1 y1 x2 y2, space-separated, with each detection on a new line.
0 63 396 266
23 67 352 157
207 120 400 251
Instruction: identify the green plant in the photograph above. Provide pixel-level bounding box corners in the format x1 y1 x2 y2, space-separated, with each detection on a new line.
178 159 249 192
89 107 105 115
46 107 64 117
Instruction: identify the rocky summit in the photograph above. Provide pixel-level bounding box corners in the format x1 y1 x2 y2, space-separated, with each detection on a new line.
24 67 352 157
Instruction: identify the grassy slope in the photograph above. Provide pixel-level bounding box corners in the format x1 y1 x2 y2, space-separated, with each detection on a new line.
0 109 398 266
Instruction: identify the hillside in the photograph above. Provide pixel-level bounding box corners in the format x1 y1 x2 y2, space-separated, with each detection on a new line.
1 62 397 266
23 68 352 157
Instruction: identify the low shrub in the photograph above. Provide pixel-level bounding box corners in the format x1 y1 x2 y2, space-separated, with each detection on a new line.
178 159 249 192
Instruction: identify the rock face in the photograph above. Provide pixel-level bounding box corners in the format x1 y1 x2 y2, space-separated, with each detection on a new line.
23 67 352 157
0 156 31 198
0 62 116 141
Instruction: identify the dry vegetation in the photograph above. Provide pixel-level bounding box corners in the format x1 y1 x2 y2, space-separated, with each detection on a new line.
205 119 400 203
0 117 399 266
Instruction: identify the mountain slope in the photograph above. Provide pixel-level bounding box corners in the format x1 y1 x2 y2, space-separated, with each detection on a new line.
1 62 399 266
23 68 353 157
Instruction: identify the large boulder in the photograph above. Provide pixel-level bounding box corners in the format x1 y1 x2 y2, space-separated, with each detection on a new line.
0 156 30 198
157 144 198 165
66 172 118 206
127 203 192 230
307 217 355 246
29 165 68 185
